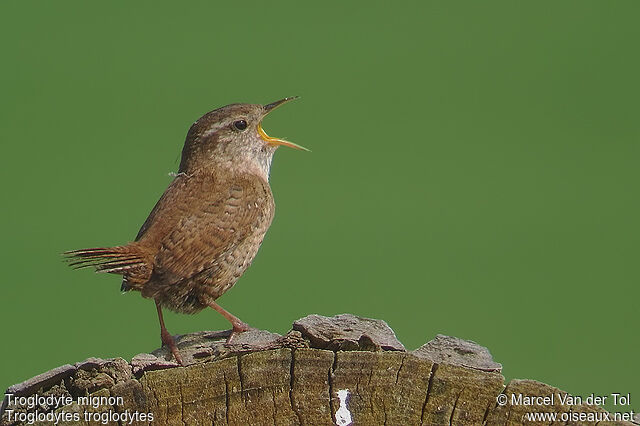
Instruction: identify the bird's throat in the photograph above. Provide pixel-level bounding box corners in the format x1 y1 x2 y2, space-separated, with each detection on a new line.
213 151 274 182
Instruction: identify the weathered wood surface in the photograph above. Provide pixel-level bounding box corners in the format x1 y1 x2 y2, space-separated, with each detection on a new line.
1 314 636 425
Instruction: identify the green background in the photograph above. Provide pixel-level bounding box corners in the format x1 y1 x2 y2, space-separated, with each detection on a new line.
1 0 637 415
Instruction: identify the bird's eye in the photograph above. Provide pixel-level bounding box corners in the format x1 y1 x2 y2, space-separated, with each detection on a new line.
233 120 248 131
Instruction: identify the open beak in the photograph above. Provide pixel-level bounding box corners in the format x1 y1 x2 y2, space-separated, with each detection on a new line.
259 96 309 151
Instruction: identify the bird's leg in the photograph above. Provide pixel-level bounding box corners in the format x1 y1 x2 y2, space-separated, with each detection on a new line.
207 300 251 343
155 301 183 365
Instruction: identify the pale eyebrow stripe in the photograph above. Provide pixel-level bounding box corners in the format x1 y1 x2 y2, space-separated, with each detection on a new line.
202 121 230 138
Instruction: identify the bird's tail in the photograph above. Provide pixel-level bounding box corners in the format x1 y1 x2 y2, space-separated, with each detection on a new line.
63 245 146 275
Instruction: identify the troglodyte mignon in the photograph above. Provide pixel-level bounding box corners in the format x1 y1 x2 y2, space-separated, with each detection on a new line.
65 97 306 364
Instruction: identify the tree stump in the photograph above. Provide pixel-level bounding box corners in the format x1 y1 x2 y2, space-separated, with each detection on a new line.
1 314 637 425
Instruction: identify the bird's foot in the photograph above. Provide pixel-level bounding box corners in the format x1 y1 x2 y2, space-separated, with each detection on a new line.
160 329 184 365
225 320 251 345
206 300 251 345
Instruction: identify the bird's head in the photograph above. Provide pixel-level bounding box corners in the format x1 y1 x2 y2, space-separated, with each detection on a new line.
179 97 306 178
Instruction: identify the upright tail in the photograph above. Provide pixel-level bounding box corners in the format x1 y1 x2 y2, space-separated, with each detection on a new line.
63 245 146 275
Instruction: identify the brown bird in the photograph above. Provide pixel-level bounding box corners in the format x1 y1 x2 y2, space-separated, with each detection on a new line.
65 97 306 364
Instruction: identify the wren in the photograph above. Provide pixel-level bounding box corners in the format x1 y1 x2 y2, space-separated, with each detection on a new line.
65 97 306 364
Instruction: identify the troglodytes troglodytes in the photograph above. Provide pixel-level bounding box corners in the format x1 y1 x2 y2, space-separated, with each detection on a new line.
65 97 306 364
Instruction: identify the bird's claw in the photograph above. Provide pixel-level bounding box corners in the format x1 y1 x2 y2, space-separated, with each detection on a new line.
224 322 251 345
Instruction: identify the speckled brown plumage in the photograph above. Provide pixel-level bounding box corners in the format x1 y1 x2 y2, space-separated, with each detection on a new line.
65 97 305 364
134 169 274 313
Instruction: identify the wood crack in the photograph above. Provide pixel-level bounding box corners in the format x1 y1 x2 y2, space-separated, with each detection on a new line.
483 384 505 425
395 353 406 385
449 388 463 426
179 381 187 426
288 349 303 425
328 351 338 425
236 355 244 402
421 362 439 425
111 397 123 426
271 389 278 425
481 399 492 425
223 370 231 426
